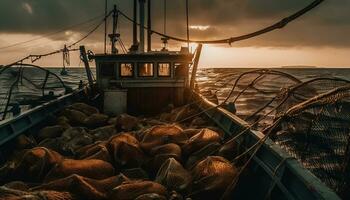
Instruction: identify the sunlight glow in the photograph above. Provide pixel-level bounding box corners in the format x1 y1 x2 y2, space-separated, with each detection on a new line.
199 45 350 68
22 3 33 15
189 25 210 31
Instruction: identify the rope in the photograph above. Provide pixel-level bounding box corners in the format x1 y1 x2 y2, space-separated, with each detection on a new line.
118 0 324 45
1 10 113 70
220 117 283 200
221 84 350 199
2 64 22 120
0 14 105 51
264 157 294 200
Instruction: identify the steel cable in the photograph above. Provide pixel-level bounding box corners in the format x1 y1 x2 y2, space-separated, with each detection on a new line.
0 14 105 51
118 0 324 44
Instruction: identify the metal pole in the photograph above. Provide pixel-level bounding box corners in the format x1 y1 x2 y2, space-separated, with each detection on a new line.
147 0 152 52
164 0 167 34
186 0 190 49
80 46 94 87
104 0 107 54
139 0 145 52
133 0 138 47
111 5 118 54
190 44 202 89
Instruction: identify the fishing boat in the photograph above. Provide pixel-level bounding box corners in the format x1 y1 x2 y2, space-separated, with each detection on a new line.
0 0 345 199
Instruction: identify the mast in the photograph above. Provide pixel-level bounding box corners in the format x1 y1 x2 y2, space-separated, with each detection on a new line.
110 5 118 54
186 0 190 49
129 0 139 52
161 0 169 51
104 0 107 54
139 0 146 52
147 0 152 52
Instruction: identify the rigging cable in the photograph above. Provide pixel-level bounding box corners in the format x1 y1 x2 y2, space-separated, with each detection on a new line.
118 0 324 44
0 14 105 51
1 10 113 69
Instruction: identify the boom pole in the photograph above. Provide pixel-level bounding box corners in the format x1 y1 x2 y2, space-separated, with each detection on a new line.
139 0 146 52
104 0 107 54
147 0 152 52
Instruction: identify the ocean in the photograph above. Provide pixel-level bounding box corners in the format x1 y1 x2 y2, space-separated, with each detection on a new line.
1 67 350 120
53 67 350 91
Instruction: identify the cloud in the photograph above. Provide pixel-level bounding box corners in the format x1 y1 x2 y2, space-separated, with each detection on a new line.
0 0 349 49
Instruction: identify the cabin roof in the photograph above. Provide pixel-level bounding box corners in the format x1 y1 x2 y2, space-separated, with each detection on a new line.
93 51 193 62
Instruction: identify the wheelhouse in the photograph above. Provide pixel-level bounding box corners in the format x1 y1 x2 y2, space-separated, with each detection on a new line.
93 49 193 115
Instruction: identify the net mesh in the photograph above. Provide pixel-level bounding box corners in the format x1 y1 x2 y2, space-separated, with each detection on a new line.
0 65 68 120
211 69 302 130
267 85 350 197
199 70 350 197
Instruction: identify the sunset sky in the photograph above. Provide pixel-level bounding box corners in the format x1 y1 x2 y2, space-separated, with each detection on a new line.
0 0 349 68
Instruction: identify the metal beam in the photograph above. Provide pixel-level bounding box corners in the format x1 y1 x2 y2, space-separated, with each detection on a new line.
80 46 94 87
190 44 202 89
139 0 146 52
147 0 152 52
133 0 138 48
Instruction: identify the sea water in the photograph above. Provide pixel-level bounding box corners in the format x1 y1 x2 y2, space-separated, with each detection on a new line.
1 67 350 120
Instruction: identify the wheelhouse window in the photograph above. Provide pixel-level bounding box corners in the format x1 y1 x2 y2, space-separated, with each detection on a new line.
120 63 134 77
138 63 154 77
158 63 171 77
100 62 115 77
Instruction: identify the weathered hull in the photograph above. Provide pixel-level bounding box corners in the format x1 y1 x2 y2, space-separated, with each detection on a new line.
0 87 341 199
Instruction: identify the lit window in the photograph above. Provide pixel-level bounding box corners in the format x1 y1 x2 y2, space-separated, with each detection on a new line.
120 63 134 77
138 63 154 77
158 63 171 77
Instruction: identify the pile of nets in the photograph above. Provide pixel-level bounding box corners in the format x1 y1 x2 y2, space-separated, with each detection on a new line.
0 64 71 120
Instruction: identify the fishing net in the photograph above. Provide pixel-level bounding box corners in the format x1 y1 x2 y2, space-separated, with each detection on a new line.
209 70 350 132
190 156 238 200
267 85 350 197
0 64 70 120
198 70 350 197
274 78 350 118
205 69 302 130
155 158 192 192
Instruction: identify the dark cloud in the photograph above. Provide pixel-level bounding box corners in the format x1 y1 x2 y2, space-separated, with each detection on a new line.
0 0 349 49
